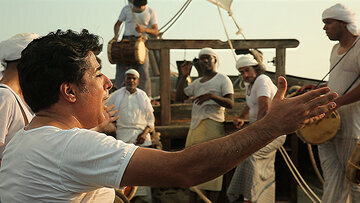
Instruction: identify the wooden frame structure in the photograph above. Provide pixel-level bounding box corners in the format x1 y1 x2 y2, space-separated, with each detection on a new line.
146 39 299 125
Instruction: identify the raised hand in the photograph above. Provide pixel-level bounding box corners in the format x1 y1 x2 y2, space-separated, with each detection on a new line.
180 61 192 77
263 77 337 135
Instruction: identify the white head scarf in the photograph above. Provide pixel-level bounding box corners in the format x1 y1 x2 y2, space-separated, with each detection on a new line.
198 47 219 69
125 68 140 78
322 3 359 36
236 54 258 70
0 33 40 68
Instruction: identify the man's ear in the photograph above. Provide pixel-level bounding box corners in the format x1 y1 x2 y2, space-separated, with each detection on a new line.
60 83 77 103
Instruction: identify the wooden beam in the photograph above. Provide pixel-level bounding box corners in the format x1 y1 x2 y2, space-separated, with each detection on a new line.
275 48 286 80
146 39 299 50
160 48 171 125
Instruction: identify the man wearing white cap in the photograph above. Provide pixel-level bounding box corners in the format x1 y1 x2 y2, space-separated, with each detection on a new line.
320 3 360 202
176 47 234 201
0 33 39 166
227 54 286 203
107 68 154 202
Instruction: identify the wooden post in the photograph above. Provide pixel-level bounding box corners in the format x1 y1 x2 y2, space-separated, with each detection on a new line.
275 48 286 80
149 50 160 76
160 48 171 125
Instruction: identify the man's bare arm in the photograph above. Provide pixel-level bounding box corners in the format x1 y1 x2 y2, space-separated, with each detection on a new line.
113 21 122 41
257 96 271 119
120 77 337 188
334 82 360 109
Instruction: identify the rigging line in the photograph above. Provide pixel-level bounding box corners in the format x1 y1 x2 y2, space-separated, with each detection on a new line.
279 146 321 202
160 0 192 35
159 0 192 32
280 146 321 202
307 144 325 184
215 0 237 63
279 147 319 203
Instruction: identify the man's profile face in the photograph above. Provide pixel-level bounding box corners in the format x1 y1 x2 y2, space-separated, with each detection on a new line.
323 18 347 40
238 66 257 84
76 52 113 128
125 73 139 93
199 54 217 72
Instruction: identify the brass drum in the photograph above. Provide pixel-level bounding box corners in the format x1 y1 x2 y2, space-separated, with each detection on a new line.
296 111 340 145
346 142 360 185
108 38 146 65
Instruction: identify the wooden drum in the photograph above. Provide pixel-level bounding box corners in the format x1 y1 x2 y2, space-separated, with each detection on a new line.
108 38 146 65
296 111 340 145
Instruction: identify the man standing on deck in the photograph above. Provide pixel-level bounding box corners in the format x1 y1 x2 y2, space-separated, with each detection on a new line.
112 0 158 97
107 69 154 202
176 47 234 202
0 29 336 202
227 54 286 203
319 3 360 202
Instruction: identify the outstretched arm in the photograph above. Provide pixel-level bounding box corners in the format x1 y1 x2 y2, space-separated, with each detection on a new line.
120 77 337 188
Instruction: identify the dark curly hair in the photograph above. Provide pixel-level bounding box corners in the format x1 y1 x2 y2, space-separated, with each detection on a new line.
18 29 103 113
133 0 147 8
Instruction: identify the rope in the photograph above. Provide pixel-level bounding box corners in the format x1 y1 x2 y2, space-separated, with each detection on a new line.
159 0 192 36
191 187 212 203
215 0 237 62
279 146 322 202
307 144 325 184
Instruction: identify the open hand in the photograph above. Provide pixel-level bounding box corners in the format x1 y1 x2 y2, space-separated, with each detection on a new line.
263 77 337 135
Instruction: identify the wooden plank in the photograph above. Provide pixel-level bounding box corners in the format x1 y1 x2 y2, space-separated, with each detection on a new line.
160 48 171 125
149 50 160 76
275 48 286 80
146 39 299 50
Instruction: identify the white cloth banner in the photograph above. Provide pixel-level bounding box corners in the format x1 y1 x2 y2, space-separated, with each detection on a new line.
207 0 233 12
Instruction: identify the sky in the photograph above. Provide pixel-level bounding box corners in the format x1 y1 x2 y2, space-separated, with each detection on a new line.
1 0 360 80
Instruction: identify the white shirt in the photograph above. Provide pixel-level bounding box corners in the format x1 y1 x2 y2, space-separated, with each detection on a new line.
0 84 33 158
328 36 360 139
0 126 138 202
245 74 277 123
118 5 158 37
184 73 234 129
107 87 154 146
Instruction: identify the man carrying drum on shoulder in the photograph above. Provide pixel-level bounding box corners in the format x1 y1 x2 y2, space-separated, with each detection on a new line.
297 3 360 202
112 0 158 97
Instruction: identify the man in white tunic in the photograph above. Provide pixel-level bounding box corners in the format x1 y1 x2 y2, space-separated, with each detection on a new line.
176 47 234 201
319 4 360 202
107 69 154 202
0 29 337 202
0 33 39 166
227 54 286 203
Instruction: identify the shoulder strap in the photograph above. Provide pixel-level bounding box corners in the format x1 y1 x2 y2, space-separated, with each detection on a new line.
0 86 29 125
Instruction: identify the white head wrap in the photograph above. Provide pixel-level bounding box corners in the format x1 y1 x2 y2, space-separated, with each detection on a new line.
198 47 219 69
125 68 140 78
0 33 40 68
236 54 258 70
322 3 359 36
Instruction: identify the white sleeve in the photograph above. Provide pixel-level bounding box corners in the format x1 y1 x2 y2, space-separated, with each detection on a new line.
221 75 234 96
59 131 138 192
253 76 272 99
184 80 196 97
118 6 129 22
149 8 158 25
